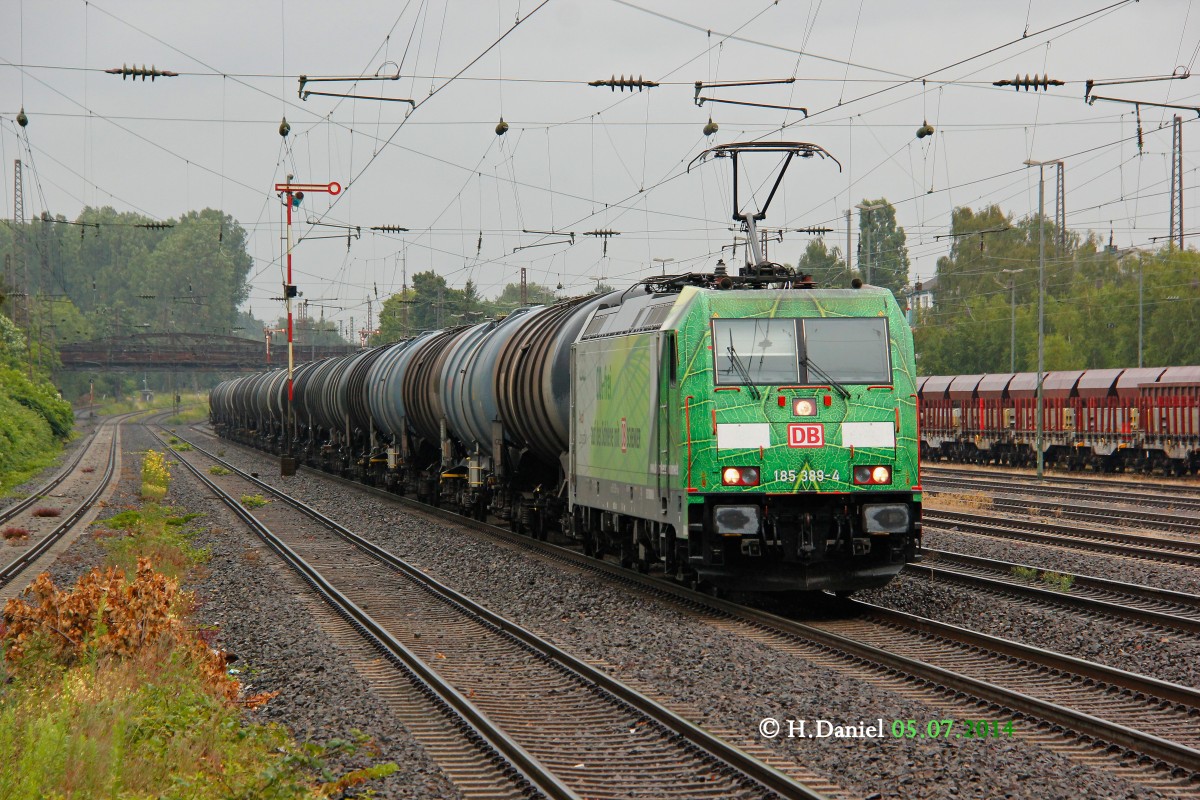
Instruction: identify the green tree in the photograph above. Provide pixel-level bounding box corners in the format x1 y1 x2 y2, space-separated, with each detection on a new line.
3 206 252 340
857 199 909 295
1143 249 1200 366
373 289 417 344
141 210 252 334
796 238 849 287
492 281 559 312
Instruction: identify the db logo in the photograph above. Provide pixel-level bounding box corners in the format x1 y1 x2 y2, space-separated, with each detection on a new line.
788 423 824 448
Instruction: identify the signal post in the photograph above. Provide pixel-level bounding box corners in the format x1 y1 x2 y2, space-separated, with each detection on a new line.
274 178 342 475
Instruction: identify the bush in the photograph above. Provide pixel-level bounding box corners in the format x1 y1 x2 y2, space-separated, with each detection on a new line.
0 368 73 439
240 494 269 509
3 526 29 542
0 392 59 493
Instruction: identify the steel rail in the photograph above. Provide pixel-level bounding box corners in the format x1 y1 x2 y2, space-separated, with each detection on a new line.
0 431 97 526
161 426 823 800
318 470 1200 777
195 425 1200 779
149 427 578 800
0 417 121 588
922 465 1200 499
912 549 1200 634
977 496 1200 534
925 509 1200 565
923 473 1200 515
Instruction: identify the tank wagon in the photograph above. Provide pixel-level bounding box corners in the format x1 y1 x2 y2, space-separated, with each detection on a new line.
210 273 922 593
917 366 1200 474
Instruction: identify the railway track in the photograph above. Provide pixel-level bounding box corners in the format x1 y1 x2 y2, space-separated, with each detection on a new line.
186 424 1200 794
0 413 130 595
923 469 1200 522
924 509 1200 568
923 465 1200 501
909 549 1200 636
0 429 99 528
154 425 825 800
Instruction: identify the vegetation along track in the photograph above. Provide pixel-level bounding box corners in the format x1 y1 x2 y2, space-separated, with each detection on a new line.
910 548 1200 636
0 412 133 596
152 425 823 800
184 424 1200 794
924 509 1200 568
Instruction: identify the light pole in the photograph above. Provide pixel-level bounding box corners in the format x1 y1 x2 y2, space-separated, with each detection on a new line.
1023 158 1063 480
653 257 674 275
996 268 1023 372
855 202 887 284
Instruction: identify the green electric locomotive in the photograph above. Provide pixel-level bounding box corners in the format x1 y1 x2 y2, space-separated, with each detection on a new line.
570 277 922 592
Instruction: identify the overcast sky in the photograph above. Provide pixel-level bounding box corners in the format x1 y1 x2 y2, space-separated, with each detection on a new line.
3 0 1197 329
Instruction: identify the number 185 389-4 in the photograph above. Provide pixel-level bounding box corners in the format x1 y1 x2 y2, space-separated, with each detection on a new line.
773 469 840 484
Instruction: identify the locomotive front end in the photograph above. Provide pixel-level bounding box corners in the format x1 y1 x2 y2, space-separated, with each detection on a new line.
678 287 922 592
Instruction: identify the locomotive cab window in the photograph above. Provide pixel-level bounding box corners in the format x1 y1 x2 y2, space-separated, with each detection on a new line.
712 318 800 385
801 318 891 384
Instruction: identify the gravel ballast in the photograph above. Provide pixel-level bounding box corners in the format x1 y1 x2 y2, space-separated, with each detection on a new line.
33 422 462 800
920 527 1200 596
858 571 1200 689
208 429 1184 800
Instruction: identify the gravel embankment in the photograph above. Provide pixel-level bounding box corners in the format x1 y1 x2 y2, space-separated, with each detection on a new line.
211 431 1177 800
38 423 462 800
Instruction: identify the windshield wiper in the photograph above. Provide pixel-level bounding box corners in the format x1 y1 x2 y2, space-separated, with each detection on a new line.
726 332 761 400
801 354 851 399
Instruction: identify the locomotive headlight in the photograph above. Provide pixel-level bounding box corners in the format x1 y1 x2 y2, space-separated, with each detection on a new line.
721 466 760 486
853 465 892 485
792 398 818 417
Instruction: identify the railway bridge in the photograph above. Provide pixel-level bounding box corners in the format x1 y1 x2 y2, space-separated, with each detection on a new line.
58 332 355 371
